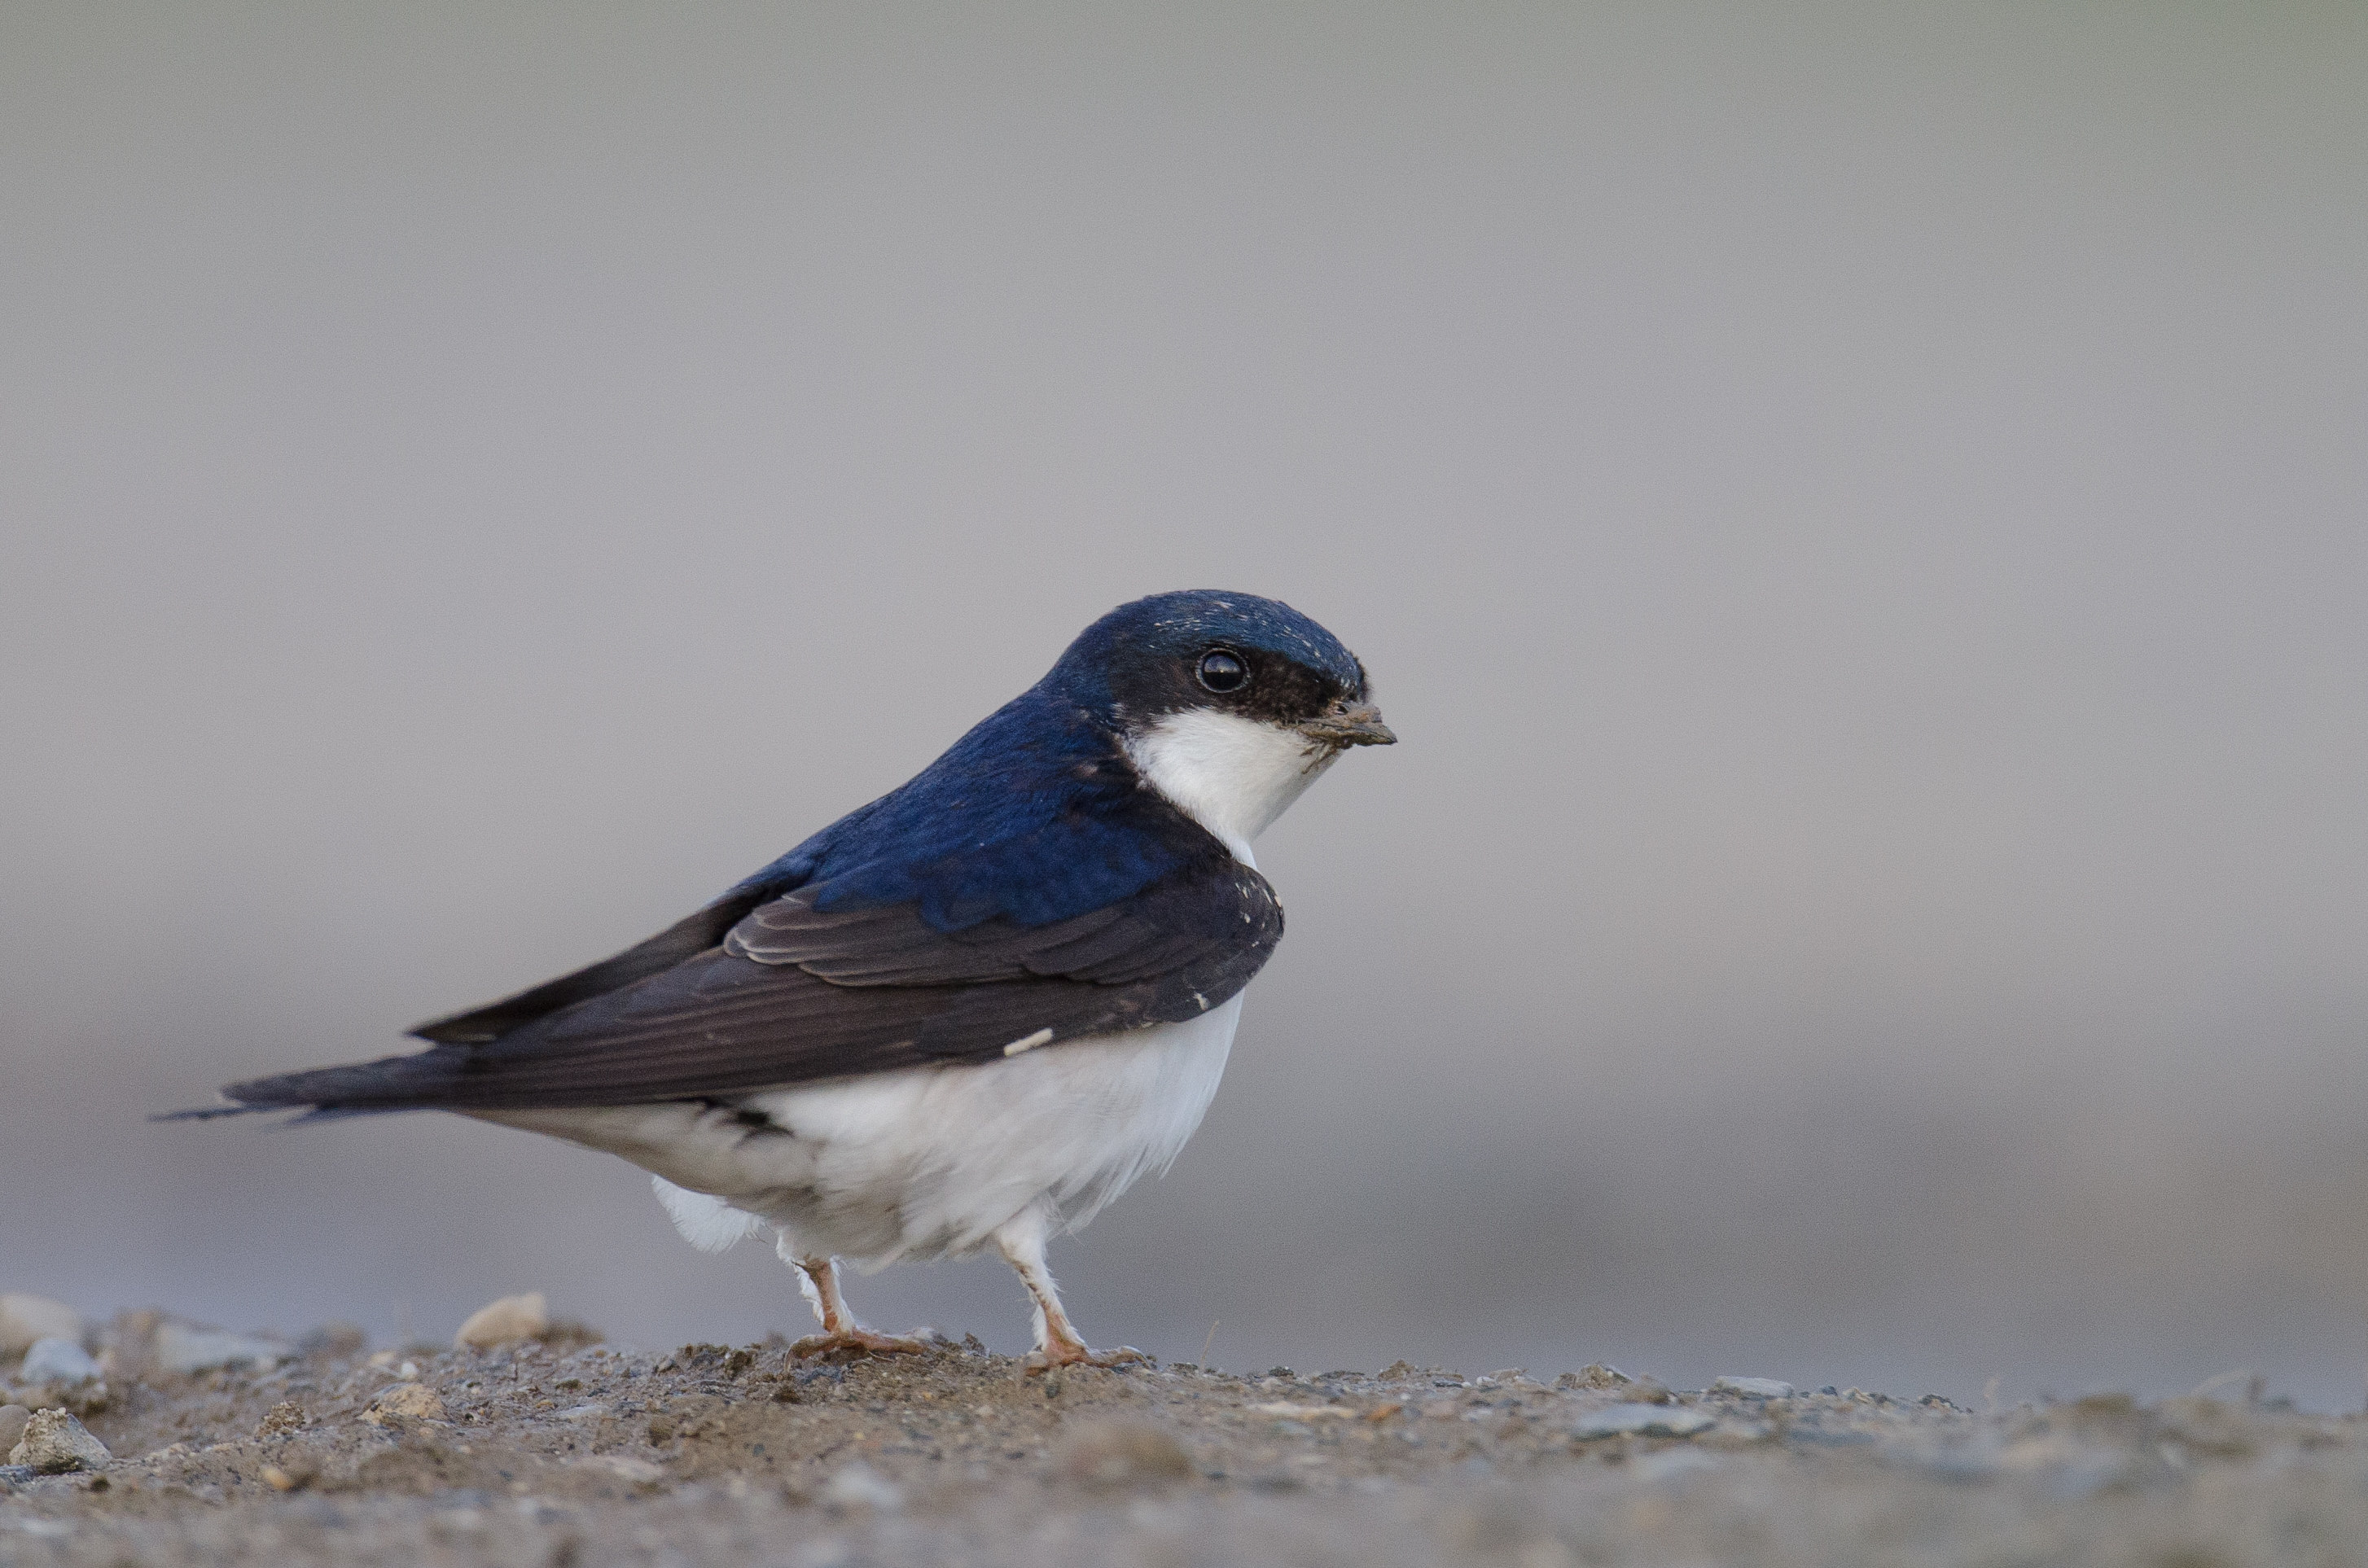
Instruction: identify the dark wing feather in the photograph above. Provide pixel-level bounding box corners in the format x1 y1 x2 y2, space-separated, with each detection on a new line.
221 857 1280 1113
406 888 776 1044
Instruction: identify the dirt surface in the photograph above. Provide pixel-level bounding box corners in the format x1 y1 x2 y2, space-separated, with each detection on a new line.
6 1316 2366 1567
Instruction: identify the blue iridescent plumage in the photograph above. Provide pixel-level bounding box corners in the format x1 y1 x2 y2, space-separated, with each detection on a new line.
734 590 1369 932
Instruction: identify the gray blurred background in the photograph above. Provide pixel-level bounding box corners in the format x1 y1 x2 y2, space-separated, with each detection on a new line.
5 3 2365 1408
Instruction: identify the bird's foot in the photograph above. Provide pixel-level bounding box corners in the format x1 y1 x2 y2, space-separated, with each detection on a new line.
1024 1341 1151 1374
790 1329 933 1362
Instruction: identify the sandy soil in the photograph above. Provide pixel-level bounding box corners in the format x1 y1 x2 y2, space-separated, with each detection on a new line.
5 1316 2364 1567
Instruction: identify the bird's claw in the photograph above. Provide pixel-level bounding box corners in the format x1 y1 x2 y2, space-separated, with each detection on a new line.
790 1329 933 1361
1024 1342 1151 1374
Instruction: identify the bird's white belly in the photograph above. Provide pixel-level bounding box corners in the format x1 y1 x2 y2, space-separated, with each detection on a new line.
476 993 1242 1268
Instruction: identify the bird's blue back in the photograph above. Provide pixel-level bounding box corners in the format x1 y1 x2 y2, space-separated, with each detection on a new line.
734 685 1186 931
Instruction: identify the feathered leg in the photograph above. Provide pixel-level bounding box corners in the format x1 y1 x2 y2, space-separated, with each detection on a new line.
778 1237 929 1360
992 1203 1147 1373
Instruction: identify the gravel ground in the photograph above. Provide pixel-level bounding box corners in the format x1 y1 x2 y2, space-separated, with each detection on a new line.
5 1311 2366 1567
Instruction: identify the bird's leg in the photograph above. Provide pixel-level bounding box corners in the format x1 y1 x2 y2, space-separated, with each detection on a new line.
992 1205 1147 1373
782 1246 929 1360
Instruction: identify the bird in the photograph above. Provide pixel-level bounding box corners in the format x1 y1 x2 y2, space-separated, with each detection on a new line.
175 589 1393 1371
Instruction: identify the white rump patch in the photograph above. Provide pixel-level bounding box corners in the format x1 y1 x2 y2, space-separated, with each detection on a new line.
1124 708 1340 862
651 1176 769 1253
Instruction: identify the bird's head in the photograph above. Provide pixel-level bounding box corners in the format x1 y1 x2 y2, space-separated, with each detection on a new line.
1046 589 1394 859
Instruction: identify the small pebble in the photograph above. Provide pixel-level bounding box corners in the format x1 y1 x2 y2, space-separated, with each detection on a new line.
1055 1417 1195 1489
1711 1377 1796 1399
300 1321 369 1356
20 1338 100 1386
0 1406 29 1456
455 1292 550 1351
8 1408 112 1473
1571 1404 1717 1440
363 1383 448 1424
820 1461 903 1513
579 1454 663 1487
154 1323 284 1374
256 1400 307 1439
0 1294 81 1356
1633 1448 1722 1483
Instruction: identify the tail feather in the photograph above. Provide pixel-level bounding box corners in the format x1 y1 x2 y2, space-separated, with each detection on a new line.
151 1101 414 1124
154 1044 482 1123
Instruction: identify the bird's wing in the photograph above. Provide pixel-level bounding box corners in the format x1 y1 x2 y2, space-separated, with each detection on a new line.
406 891 774 1045
218 856 1279 1114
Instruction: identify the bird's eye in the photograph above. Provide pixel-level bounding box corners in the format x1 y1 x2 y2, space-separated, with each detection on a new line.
1196 649 1250 693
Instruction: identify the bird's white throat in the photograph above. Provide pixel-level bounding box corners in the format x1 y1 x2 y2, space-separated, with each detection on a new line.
1124 708 1340 864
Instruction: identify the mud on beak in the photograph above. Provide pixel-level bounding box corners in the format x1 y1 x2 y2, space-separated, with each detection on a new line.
1295 700 1397 748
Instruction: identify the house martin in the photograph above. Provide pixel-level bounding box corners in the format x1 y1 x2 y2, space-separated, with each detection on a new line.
177 589 1393 1369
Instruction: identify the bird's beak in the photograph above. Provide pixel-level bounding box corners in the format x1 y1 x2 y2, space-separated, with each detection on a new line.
1296 701 1397 748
